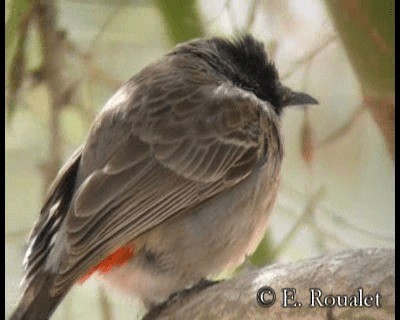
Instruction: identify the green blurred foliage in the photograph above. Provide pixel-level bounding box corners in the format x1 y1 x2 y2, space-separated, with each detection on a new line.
5 0 31 69
153 0 204 44
6 0 32 119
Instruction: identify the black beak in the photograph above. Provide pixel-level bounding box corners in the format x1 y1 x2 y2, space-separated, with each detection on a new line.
278 84 319 107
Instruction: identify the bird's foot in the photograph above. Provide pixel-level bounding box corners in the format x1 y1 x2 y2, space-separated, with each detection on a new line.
143 278 221 320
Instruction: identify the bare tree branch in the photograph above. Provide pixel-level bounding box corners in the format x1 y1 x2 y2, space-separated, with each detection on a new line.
35 0 66 190
145 248 394 320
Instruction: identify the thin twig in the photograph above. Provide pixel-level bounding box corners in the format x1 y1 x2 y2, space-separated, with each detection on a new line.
87 62 122 88
275 204 351 249
203 0 230 25
64 40 121 90
316 106 366 148
280 183 394 243
300 62 315 169
306 215 351 249
323 207 394 242
271 187 326 258
281 34 337 80
245 0 261 32
62 5 124 90
225 0 241 34
87 4 125 54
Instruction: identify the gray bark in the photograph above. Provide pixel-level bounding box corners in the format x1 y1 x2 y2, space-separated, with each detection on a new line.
145 248 394 320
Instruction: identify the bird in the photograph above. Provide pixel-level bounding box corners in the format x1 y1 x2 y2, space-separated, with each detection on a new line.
10 34 318 320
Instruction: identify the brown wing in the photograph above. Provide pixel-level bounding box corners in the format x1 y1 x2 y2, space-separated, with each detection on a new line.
53 75 267 293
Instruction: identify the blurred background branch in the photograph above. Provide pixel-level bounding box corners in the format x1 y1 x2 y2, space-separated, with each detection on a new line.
35 0 67 189
6 0 34 120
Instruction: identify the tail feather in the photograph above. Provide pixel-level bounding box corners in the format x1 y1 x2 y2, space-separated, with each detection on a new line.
10 147 83 320
9 272 66 320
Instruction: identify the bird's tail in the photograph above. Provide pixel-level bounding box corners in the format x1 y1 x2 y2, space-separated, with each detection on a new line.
9 271 65 320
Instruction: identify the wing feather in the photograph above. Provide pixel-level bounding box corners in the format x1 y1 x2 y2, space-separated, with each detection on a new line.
54 84 266 291
52 77 267 292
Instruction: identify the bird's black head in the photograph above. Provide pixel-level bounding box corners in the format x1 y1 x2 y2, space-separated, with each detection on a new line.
174 34 318 115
